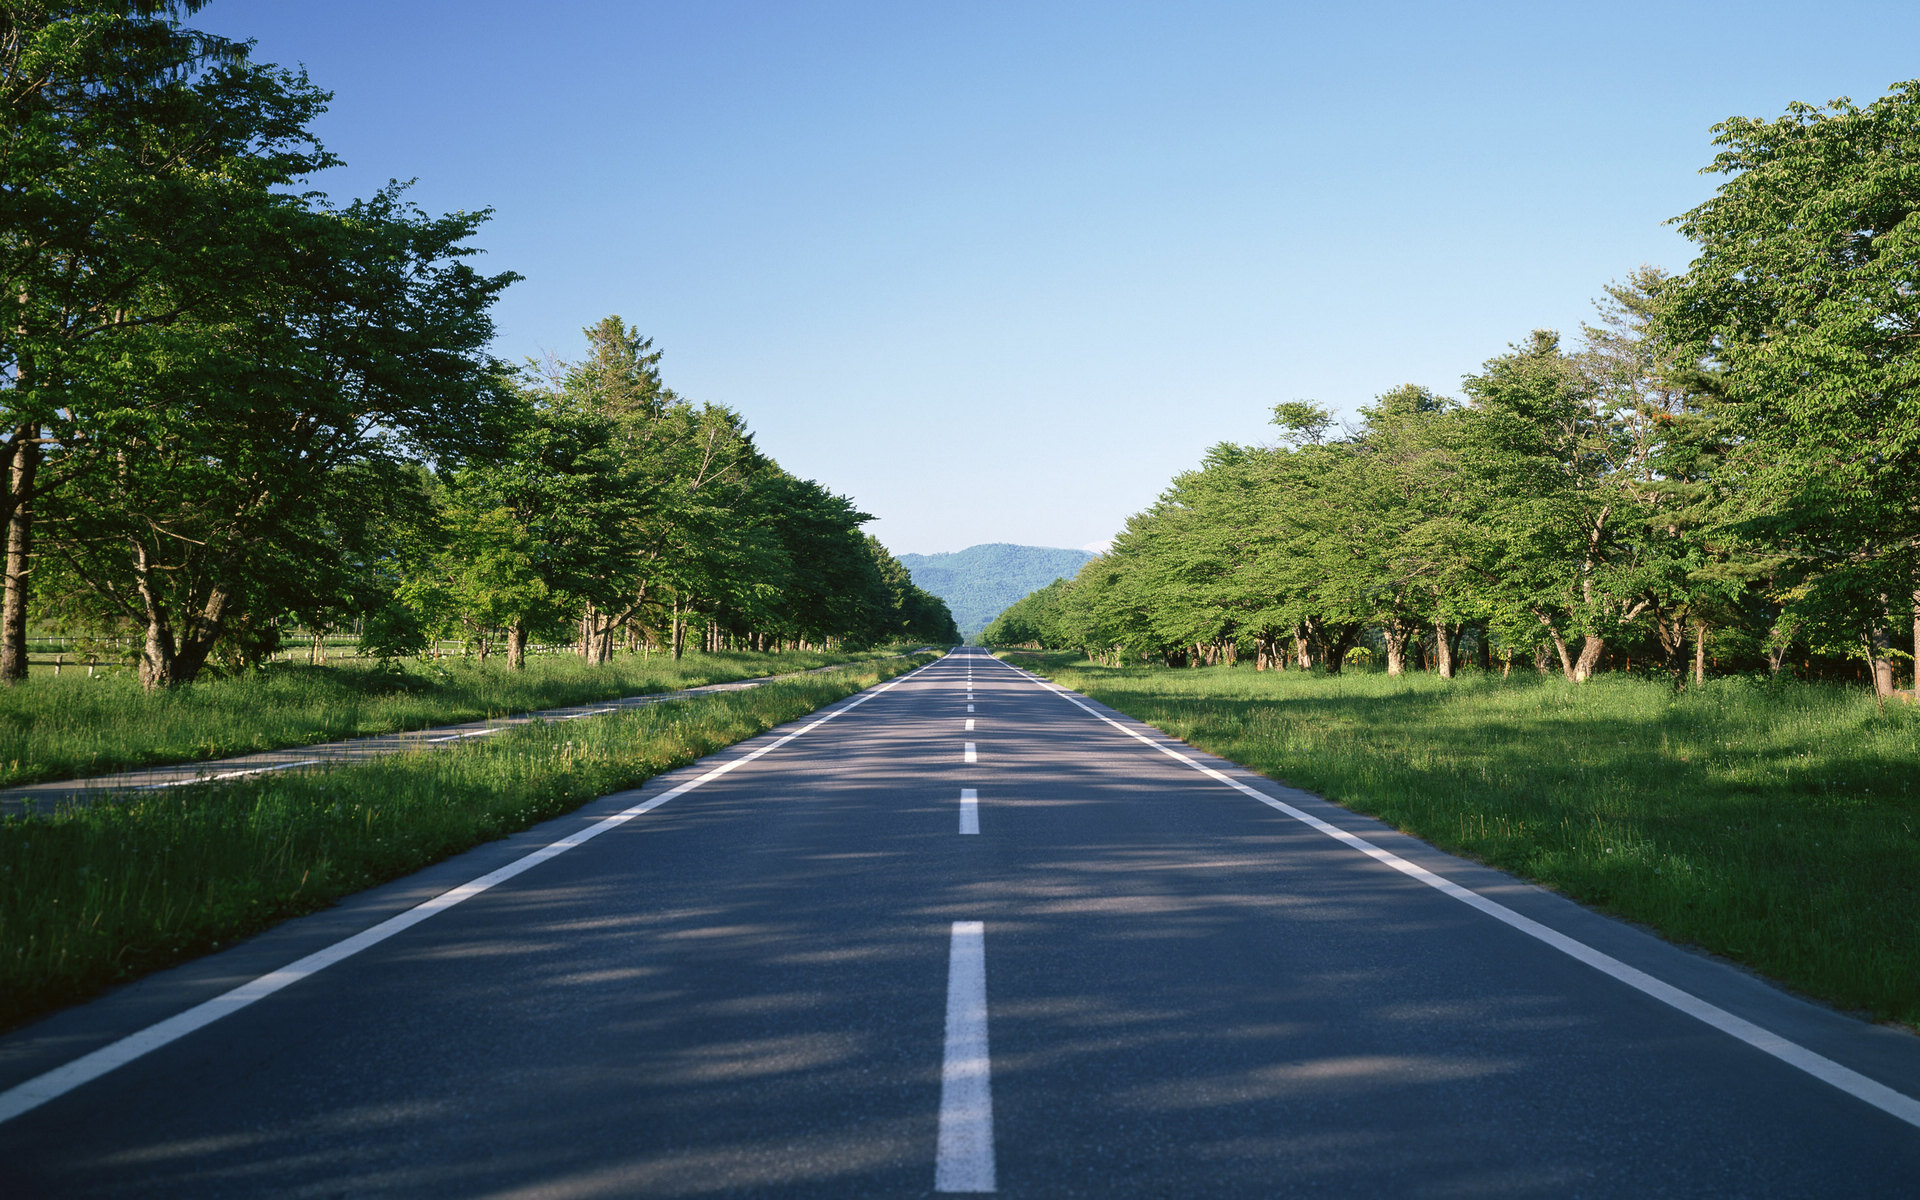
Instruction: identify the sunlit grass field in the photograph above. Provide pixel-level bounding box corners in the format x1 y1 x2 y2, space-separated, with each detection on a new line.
0 647 891 787
0 653 934 1031
1004 652 1920 1031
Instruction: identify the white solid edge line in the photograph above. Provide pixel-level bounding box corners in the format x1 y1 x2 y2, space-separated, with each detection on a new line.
959 788 979 836
1008 662 1920 1132
426 727 498 744
138 759 324 791
0 661 938 1127
935 920 996 1193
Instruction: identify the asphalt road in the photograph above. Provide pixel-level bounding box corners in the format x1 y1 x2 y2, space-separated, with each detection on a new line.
1 648 1916 1197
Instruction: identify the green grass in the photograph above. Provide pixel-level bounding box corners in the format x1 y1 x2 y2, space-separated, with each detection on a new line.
1006 652 1920 1031
0 647 898 787
0 653 934 1032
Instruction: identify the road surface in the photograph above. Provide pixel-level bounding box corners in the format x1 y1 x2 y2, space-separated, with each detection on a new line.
1 648 1915 1196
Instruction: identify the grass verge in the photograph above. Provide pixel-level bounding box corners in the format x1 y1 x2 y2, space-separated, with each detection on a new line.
0 653 934 1032
0 647 900 787
1002 652 1920 1031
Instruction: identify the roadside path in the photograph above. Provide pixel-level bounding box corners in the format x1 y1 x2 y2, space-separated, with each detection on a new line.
0 654 921 816
1 648 1914 1195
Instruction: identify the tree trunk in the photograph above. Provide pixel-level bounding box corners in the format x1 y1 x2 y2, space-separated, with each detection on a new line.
0 434 38 685
1476 623 1492 673
1434 619 1457 680
1535 612 1575 679
141 619 177 690
173 618 224 683
1654 612 1689 687
507 620 527 670
1692 621 1706 689
671 602 685 661
1867 606 1897 702
1293 626 1313 670
1533 645 1552 675
1310 619 1362 675
1383 618 1412 676
1767 643 1791 677
1533 610 1590 682
1912 589 1919 702
1765 618 1800 678
135 576 230 691
1571 635 1604 682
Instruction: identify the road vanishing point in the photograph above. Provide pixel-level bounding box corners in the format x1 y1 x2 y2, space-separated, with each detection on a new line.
1 649 1915 1196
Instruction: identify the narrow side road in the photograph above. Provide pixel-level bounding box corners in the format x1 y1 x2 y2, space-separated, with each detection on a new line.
0 654 920 815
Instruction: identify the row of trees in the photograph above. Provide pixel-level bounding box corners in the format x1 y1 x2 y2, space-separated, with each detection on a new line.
3 2 953 690
375 317 957 670
989 81 1920 700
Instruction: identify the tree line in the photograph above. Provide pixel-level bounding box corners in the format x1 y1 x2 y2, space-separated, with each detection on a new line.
1 2 955 690
989 80 1920 701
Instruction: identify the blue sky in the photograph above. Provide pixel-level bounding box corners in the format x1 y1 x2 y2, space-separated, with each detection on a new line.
202 1 1920 555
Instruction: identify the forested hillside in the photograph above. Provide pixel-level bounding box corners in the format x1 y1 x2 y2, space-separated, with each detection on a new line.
898 543 1094 636
989 80 1920 702
0 2 955 691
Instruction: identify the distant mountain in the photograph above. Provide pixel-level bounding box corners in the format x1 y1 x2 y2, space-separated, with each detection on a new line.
898 543 1096 637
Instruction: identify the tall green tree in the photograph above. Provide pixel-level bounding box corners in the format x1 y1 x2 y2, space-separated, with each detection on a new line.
1458 330 1671 681
41 190 515 687
1663 81 1920 700
0 0 334 680
539 319 768 663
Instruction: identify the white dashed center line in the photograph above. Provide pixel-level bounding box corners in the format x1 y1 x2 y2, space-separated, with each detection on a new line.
935 921 996 1192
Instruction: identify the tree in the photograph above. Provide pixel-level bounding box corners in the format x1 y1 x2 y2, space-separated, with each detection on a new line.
42 190 515 688
1663 81 1920 701
0 1 334 680
740 472 874 647
1458 330 1671 681
533 320 770 664
1344 384 1479 677
866 536 958 646
982 577 1068 647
